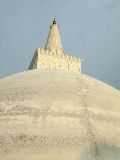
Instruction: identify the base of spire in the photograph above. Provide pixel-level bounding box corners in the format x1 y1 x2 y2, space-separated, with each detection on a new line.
28 48 81 73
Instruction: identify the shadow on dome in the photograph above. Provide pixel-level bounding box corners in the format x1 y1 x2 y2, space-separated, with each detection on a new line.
80 143 120 160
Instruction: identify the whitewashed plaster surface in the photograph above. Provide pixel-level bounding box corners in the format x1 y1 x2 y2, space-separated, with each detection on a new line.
28 48 81 72
0 70 120 160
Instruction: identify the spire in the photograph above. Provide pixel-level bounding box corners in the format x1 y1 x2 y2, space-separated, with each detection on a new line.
45 19 63 52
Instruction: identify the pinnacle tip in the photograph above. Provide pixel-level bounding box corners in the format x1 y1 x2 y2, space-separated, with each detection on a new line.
53 18 57 24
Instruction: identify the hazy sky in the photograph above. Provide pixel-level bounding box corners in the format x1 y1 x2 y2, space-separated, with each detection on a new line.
0 0 120 89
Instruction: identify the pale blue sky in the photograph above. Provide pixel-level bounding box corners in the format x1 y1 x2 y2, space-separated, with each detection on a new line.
0 0 120 89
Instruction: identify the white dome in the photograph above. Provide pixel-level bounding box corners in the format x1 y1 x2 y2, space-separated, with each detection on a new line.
0 70 120 160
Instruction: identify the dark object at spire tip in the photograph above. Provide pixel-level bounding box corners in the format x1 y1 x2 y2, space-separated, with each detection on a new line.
53 18 57 24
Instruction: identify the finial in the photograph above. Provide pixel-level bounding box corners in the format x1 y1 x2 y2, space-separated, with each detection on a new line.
53 18 57 24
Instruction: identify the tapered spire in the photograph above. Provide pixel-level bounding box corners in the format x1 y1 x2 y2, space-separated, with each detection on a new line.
29 19 81 72
45 19 63 52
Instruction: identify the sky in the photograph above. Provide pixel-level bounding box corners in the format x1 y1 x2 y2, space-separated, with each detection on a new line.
0 0 120 90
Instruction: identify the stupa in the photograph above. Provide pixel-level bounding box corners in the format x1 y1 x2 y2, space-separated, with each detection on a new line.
0 19 120 160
